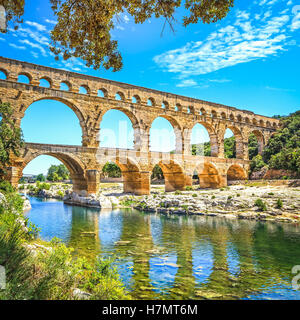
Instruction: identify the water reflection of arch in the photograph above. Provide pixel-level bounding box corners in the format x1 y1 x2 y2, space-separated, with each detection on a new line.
113 210 158 299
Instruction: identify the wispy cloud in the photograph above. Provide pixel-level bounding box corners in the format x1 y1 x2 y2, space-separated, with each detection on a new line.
209 79 231 83
9 43 26 50
154 1 299 80
45 19 56 25
266 85 295 92
25 21 47 32
176 79 198 87
19 39 47 56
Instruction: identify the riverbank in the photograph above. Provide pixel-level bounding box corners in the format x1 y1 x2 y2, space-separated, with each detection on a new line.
0 182 130 300
19 181 300 223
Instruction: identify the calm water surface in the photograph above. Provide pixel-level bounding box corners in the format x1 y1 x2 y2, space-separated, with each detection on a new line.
26 197 300 300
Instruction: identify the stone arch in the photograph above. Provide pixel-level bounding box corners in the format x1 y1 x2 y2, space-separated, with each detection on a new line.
0 68 8 79
39 76 52 88
132 94 141 104
224 125 244 159
259 119 264 127
188 106 195 114
21 151 87 194
101 157 147 195
98 88 108 98
152 160 186 192
190 121 219 157
115 91 125 101
162 100 169 109
250 129 265 154
221 112 226 119
211 110 217 118
18 72 32 84
60 80 72 91
229 113 235 121
227 164 247 182
150 115 183 153
175 103 182 112
147 97 155 106
195 162 222 188
99 106 140 150
200 108 206 116
20 97 87 145
79 85 90 94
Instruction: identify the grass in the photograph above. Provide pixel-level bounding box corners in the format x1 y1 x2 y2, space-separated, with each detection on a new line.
255 198 267 212
0 182 130 300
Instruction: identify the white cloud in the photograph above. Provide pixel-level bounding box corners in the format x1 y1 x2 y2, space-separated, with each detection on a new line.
19 39 47 56
209 79 231 83
154 3 297 79
9 43 26 50
45 19 56 25
25 21 46 32
291 6 300 30
176 79 198 87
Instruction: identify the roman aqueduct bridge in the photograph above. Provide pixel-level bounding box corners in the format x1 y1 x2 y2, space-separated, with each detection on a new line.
0 57 280 195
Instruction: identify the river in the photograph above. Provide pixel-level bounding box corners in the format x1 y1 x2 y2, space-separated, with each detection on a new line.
25 196 300 300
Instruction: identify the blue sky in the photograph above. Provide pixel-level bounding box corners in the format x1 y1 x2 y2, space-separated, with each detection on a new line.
0 0 299 174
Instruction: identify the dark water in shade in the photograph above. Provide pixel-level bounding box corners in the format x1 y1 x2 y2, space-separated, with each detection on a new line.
26 197 300 300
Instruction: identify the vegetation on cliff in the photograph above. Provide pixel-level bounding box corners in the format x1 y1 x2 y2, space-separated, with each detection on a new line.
251 111 300 177
0 102 24 178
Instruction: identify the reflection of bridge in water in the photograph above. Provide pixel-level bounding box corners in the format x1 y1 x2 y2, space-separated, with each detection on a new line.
0 56 280 195
65 206 300 299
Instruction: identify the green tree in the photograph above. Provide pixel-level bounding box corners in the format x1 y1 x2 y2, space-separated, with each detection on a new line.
36 173 46 182
250 110 300 176
224 136 236 159
102 162 121 178
0 102 24 178
0 0 234 71
47 164 70 181
151 164 163 180
248 133 259 160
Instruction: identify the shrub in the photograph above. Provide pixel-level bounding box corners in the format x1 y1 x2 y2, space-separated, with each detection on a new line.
276 198 283 209
255 198 267 211
192 193 197 197
174 190 182 195
185 186 193 191
212 195 216 199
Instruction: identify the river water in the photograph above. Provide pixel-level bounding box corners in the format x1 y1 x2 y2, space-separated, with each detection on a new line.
25 197 300 300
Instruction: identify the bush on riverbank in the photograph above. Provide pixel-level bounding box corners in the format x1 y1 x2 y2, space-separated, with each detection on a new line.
0 181 129 300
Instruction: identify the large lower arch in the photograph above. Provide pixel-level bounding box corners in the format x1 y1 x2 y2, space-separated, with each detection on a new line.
20 151 88 194
227 164 247 182
195 162 222 188
152 160 185 192
101 157 149 195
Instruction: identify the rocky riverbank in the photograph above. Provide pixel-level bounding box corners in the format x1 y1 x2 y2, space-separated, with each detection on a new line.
105 183 300 223
19 181 300 223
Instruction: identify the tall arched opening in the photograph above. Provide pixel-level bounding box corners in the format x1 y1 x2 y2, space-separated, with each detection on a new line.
150 116 181 153
21 99 82 145
100 109 134 149
223 127 244 159
190 123 212 156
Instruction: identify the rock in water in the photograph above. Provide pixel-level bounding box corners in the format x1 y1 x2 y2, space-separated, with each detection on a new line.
63 191 112 209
